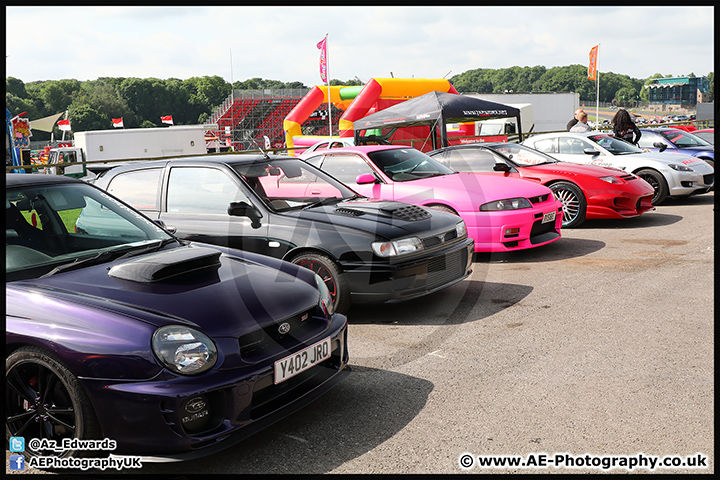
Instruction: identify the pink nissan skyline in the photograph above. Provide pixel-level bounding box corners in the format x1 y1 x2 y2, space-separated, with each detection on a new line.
301 145 563 253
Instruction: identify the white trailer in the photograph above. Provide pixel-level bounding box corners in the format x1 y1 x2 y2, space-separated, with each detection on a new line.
46 125 211 177
462 92 580 134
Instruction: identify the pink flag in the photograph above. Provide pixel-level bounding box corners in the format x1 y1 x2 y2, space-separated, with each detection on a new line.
58 119 71 131
112 118 124 128
317 37 327 84
161 115 174 125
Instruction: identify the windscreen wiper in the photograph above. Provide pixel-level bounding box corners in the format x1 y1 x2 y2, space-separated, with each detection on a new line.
40 249 119 278
39 239 178 277
303 197 344 210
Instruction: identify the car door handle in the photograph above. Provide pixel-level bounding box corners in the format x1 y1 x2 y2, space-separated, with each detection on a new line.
309 190 321 195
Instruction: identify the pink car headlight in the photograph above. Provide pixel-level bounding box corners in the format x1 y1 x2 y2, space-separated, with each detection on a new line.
479 198 532 211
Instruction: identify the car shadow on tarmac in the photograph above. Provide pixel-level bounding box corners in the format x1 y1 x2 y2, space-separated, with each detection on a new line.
134 366 434 475
577 211 683 230
477 237 605 264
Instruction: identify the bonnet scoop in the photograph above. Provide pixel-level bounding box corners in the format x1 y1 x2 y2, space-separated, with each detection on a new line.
108 246 222 283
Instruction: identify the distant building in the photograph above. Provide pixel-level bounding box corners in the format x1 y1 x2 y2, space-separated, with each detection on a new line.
644 76 709 108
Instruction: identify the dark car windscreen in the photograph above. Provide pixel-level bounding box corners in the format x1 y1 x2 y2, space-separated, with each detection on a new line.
486 144 558 166
588 134 644 155
366 148 455 181
231 159 359 210
664 130 712 148
7 182 173 280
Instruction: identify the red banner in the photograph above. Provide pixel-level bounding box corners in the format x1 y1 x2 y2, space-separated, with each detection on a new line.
317 37 327 84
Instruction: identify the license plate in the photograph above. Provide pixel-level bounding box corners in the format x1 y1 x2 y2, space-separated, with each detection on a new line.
274 337 331 384
542 211 556 224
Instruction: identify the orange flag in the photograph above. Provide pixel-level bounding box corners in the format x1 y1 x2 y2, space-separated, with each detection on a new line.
588 45 599 80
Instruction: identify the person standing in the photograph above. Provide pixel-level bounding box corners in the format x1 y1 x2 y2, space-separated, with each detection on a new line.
569 112 591 132
567 108 586 131
611 109 641 145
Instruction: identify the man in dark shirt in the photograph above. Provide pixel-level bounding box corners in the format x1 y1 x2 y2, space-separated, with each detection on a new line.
567 108 585 131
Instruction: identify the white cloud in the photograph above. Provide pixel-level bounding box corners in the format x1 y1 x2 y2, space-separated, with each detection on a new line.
6 6 713 86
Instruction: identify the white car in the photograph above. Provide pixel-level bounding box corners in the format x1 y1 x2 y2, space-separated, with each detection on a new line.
523 132 714 204
302 137 356 154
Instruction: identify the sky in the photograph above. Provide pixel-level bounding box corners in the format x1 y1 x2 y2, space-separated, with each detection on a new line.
5 6 715 87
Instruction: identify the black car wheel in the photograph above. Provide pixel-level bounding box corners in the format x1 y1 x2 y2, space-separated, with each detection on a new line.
291 253 350 314
548 181 587 228
6 346 100 458
636 169 669 204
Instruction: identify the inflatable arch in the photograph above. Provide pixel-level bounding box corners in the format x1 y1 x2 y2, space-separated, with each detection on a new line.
283 78 458 153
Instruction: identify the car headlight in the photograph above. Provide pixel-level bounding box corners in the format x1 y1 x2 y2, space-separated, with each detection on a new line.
314 273 335 316
455 220 467 238
668 164 693 172
152 326 218 375
372 237 423 257
479 198 532 211
599 176 624 184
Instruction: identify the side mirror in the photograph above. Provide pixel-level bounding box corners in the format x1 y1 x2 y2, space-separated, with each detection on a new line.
583 148 601 156
493 163 511 172
653 142 668 152
355 173 377 185
152 219 176 234
228 201 263 229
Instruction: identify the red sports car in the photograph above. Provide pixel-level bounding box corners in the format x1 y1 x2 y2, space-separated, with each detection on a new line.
427 142 655 228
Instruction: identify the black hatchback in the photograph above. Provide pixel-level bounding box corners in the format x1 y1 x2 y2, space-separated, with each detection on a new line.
87 154 474 313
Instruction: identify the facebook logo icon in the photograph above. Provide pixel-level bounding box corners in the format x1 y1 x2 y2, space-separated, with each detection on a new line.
9 454 25 470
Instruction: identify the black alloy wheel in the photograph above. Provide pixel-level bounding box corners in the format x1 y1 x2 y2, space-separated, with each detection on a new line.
635 169 669 204
6 346 100 458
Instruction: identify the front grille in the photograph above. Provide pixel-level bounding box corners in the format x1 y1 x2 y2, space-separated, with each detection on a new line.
239 309 329 363
426 249 466 290
422 228 458 248
529 217 558 245
528 193 549 204
703 173 714 185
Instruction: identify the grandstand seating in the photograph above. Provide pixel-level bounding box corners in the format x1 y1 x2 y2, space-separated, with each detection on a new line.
207 90 340 151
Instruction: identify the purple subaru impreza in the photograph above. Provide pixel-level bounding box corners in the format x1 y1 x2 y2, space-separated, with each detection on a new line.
6 174 349 461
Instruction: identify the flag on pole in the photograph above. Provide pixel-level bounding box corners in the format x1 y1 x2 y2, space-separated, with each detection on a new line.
161 115 174 125
317 36 328 83
57 119 71 131
112 118 124 128
588 45 599 80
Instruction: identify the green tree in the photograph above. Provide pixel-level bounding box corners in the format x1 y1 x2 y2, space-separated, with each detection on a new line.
6 77 28 98
707 72 714 102
614 86 638 108
78 79 134 125
67 104 108 132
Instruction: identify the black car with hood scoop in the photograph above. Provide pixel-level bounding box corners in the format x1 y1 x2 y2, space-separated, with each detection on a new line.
87 154 474 313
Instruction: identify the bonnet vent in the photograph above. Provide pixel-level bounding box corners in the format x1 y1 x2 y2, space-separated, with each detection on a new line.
108 246 222 283
334 207 366 217
380 204 432 222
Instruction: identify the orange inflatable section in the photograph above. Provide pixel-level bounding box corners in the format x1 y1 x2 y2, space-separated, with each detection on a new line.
284 78 458 153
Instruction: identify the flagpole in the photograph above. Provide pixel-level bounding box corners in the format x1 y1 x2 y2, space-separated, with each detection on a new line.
325 33 332 142
230 48 234 150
